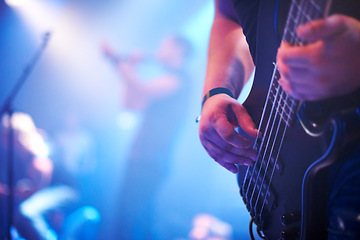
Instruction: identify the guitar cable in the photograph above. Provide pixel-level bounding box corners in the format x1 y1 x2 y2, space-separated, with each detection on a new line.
249 217 266 240
249 217 256 240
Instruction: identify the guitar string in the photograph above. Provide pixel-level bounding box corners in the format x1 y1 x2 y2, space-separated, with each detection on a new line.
243 0 333 223
241 49 286 204
252 74 298 218
248 0 303 219
242 0 328 218
252 81 286 213
244 77 292 210
255 0 306 216
245 72 297 208
243 69 280 212
247 80 283 214
249 81 298 215
259 91 297 216
256 0 313 215
249 0 301 217
242 0 299 217
256 0 329 219
255 74 298 216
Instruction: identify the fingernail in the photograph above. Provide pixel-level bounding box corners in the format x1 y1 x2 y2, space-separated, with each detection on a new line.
278 78 283 85
244 161 253 166
297 24 309 36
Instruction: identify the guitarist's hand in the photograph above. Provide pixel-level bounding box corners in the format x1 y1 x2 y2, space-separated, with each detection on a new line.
198 94 258 173
277 14 360 101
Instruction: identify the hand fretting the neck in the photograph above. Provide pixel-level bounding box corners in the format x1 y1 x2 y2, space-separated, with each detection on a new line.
283 0 332 44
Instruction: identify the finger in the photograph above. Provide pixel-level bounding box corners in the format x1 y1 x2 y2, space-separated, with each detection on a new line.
297 14 348 41
279 42 330 77
277 42 319 68
279 76 323 101
218 162 239 174
204 132 257 163
279 76 314 93
204 143 255 173
230 104 258 138
214 115 254 149
278 77 302 100
288 85 328 101
213 138 258 161
279 74 315 100
201 123 257 159
200 119 257 157
278 77 292 94
277 43 306 67
200 125 233 151
277 62 316 85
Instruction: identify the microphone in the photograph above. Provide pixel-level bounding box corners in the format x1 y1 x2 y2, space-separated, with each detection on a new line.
42 31 51 47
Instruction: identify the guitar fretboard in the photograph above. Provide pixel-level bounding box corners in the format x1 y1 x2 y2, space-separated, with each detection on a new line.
272 0 332 126
283 0 332 45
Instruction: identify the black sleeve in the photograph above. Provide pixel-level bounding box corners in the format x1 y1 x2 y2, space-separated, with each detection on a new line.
229 0 260 60
217 0 240 23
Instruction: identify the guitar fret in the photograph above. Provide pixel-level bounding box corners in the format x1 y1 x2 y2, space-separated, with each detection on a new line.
293 0 325 19
268 95 298 126
277 97 292 126
309 0 324 15
268 76 298 127
284 0 327 45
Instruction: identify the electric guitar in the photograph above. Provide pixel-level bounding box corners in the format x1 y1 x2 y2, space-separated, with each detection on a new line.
237 0 360 239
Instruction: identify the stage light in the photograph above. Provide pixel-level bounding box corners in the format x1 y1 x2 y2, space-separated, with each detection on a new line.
117 110 141 130
4 0 28 7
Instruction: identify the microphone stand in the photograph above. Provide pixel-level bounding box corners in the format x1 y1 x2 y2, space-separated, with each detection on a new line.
0 32 51 240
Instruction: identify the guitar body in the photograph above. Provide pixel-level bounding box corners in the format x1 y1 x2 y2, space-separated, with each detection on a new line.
236 0 360 239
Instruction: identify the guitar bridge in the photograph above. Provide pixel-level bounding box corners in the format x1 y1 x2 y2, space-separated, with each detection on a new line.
241 166 278 229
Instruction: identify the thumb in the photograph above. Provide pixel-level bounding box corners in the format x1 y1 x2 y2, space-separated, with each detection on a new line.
297 14 347 42
232 103 258 138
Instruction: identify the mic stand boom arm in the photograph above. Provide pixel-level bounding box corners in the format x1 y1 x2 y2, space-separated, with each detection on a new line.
0 32 51 240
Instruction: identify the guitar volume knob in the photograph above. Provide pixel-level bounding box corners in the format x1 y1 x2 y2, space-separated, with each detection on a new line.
281 212 301 225
281 227 300 240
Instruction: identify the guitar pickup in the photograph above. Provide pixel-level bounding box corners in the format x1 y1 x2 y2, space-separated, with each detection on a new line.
241 171 277 216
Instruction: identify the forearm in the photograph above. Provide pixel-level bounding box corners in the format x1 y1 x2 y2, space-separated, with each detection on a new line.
29 157 53 190
117 62 146 93
198 1 258 173
118 63 180 102
102 42 146 92
203 6 254 99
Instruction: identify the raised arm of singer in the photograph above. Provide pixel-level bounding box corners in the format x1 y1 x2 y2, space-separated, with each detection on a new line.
198 0 257 173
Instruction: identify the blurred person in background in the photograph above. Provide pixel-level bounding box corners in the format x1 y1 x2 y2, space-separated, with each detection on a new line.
0 112 99 240
0 112 76 240
102 34 193 240
189 213 233 240
52 110 97 204
52 110 100 240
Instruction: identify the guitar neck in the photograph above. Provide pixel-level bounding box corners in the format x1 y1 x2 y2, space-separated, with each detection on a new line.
241 0 335 229
265 0 334 125
282 0 333 45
